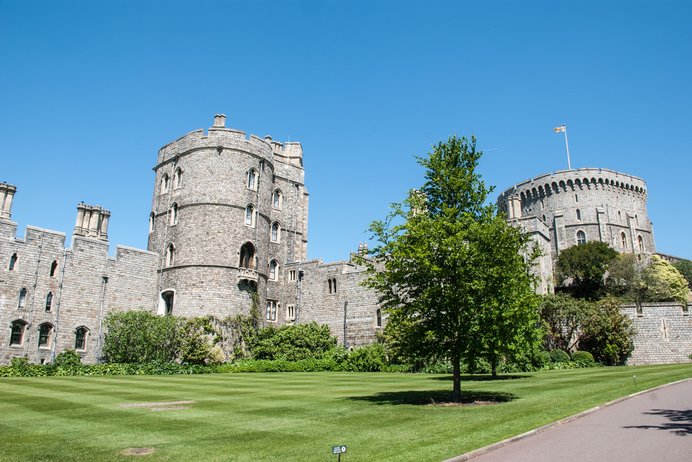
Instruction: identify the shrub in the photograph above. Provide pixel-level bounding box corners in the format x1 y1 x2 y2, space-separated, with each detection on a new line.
342 343 388 372
249 322 338 361
102 311 182 363
549 349 570 363
571 350 595 365
54 350 82 367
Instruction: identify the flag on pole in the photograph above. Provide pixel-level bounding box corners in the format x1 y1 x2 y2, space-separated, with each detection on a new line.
554 125 566 133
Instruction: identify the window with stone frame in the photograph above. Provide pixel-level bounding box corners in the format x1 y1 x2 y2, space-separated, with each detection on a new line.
38 323 53 348
17 288 27 309
9 253 17 271
149 212 155 233
239 242 256 269
245 204 256 227
269 260 279 281
174 167 183 189
376 309 382 328
45 292 53 311
638 235 644 252
247 169 258 190
74 326 89 351
577 230 587 245
266 300 278 322
10 320 27 346
621 232 627 250
169 203 179 225
165 244 175 267
271 222 281 242
287 305 295 321
328 278 337 294
289 270 296 281
160 173 170 194
49 260 58 277
272 189 283 209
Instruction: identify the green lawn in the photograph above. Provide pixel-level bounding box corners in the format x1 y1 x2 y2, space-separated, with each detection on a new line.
0 364 690 462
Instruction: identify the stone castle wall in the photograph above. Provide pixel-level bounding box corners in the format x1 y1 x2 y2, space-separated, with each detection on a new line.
623 302 692 365
0 218 158 364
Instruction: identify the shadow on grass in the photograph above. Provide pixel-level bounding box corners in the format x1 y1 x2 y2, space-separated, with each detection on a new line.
348 389 517 406
623 409 692 436
433 374 531 382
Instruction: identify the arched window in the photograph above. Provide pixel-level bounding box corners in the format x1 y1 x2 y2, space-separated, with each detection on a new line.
272 189 283 209
173 167 183 189
10 320 27 346
376 309 382 328
246 169 257 190
239 242 256 269
17 288 27 309
160 290 174 315
160 173 170 194
244 205 255 227
38 323 53 348
269 260 278 281
9 253 17 271
638 235 644 252
49 260 58 277
576 209 581 221
271 222 281 242
165 244 175 267
169 203 178 225
74 326 89 351
45 292 53 311
577 230 587 245
621 232 627 250
149 212 155 233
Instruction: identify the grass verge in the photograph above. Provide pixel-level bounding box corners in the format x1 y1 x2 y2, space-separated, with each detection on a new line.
0 363 690 461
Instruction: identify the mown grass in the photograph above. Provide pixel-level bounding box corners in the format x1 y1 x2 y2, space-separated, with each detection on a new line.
0 364 690 461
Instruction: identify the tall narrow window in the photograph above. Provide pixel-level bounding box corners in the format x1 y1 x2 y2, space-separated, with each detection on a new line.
45 292 53 311
244 205 255 227
289 270 296 281
272 189 283 209
621 232 627 250
160 173 170 194
247 169 257 190
161 290 174 315
638 235 644 252
287 305 295 321
266 300 278 322
165 244 175 267
376 309 382 328
49 260 58 277
9 253 17 271
239 242 256 269
271 222 280 242
10 320 27 346
149 212 155 233
575 194 578 203
328 278 337 294
169 203 179 225
38 323 53 348
173 167 183 189
17 288 27 309
577 230 587 245
576 209 581 221
269 260 278 281
74 327 89 350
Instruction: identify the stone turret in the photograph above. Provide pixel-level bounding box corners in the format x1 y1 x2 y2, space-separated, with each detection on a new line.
0 182 17 220
73 203 110 241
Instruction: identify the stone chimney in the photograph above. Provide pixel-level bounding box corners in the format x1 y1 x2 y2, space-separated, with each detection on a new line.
74 203 111 241
0 182 17 220
213 114 227 128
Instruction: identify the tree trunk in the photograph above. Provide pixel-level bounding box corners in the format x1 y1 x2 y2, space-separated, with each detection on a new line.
452 354 462 402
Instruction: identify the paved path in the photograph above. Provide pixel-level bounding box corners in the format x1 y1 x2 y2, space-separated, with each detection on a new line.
457 379 692 462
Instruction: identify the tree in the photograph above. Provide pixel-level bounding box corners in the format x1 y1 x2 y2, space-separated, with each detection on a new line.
538 294 595 351
579 297 635 365
556 242 618 300
673 259 692 287
641 255 689 304
363 136 539 401
102 311 181 363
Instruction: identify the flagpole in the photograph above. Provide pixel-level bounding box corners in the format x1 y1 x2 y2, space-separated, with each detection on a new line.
563 125 571 170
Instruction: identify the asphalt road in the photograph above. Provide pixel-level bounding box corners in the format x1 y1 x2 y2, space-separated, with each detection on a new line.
456 379 692 462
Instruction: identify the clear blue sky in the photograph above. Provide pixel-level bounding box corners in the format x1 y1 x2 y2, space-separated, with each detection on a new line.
1 0 690 262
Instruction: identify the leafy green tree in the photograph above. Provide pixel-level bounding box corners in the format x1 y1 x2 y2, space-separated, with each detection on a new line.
102 311 181 363
178 317 219 365
579 297 635 365
556 242 618 300
363 135 539 400
538 294 595 351
673 259 692 287
641 255 689 304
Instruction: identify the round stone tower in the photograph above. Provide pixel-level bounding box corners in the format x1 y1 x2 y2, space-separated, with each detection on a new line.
497 168 655 261
148 114 309 318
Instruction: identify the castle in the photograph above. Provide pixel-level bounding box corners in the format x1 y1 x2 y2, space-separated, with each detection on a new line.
1 115 689 365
